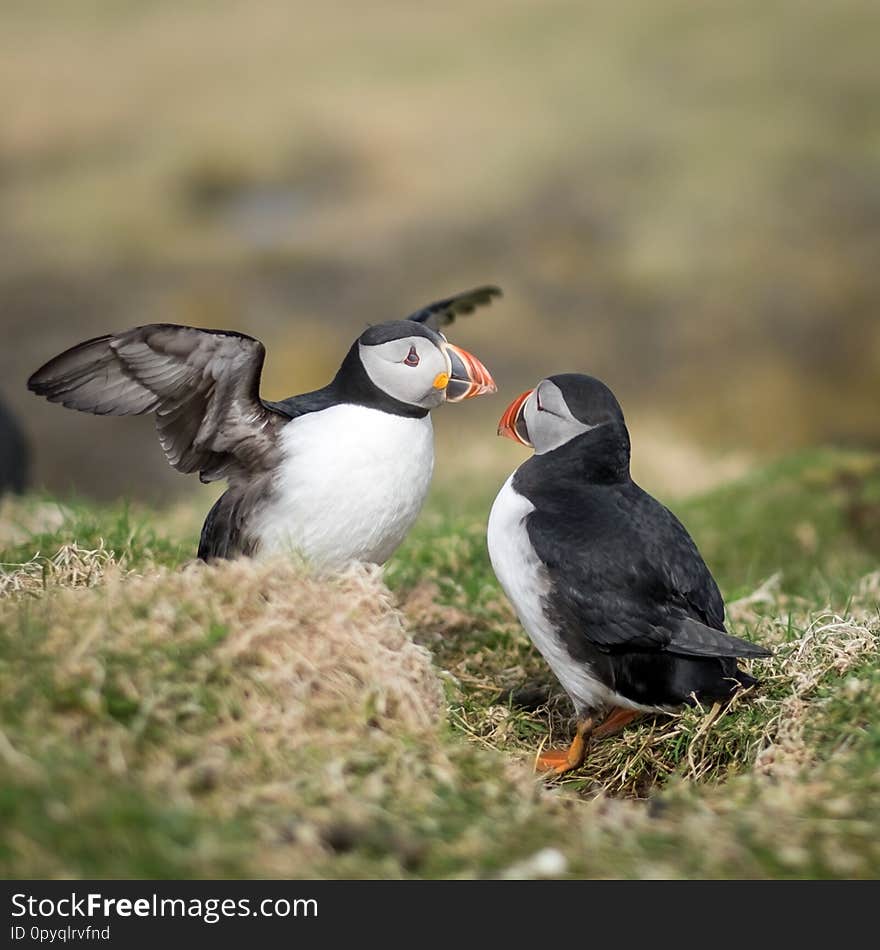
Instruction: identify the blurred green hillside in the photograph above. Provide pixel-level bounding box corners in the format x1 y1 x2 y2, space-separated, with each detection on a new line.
1 0 879 503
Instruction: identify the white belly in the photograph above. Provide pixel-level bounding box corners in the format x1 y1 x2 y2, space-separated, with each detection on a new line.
254 405 434 569
487 473 615 715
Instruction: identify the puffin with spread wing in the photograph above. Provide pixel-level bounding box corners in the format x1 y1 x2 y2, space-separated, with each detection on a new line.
488 373 770 774
29 287 498 569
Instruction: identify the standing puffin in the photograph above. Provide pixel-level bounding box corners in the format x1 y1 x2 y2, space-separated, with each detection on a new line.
28 286 498 569
487 373 770 774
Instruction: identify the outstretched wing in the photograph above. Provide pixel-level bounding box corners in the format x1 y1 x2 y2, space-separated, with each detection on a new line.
28 324 281 484
405 285 501 330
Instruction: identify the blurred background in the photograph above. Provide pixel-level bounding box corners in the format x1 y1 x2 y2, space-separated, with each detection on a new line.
2 0 878 506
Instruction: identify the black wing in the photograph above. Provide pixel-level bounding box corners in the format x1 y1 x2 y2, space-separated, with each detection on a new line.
28 324 282 484
527 482 769 660
405 285 501 330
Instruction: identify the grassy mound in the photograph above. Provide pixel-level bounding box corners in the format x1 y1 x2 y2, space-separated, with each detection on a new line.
1 449 879 878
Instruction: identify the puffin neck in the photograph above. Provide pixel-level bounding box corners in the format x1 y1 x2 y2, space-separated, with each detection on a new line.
549 421 631 483
330 342 430 419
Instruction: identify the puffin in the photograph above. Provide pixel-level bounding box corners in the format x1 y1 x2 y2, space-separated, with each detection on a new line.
487 373 770 774
28 286 498 568
0 396 29 496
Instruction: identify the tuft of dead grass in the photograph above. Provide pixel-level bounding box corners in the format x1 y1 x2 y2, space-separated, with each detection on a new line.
0 542 123 597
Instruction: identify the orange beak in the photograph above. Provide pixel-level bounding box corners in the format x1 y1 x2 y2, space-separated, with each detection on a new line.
497 389 534 445
444 343 497 402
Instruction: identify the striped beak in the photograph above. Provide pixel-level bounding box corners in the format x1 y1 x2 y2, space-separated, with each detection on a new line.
497 389 534 445
443 344 497 402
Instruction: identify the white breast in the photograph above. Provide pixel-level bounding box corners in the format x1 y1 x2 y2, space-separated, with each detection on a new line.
487 473 615 716
254 405 434 570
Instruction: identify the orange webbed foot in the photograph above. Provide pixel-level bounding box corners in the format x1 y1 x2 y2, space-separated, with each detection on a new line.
534 717 594 775
535 749 575 773
592 706 642 740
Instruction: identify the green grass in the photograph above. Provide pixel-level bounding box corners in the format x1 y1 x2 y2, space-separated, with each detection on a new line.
1 448 879 878
0 766 252 879
0 498 192 571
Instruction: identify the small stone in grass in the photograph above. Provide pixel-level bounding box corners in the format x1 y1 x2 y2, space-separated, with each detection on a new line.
502 847 567 879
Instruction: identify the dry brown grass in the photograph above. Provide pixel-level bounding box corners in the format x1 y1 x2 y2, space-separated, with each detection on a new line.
0 541 122 596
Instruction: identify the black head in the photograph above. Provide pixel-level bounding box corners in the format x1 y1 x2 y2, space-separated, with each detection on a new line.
499 374 626 453
497 373 630 481
331 320 496 417
544 374 626 430
358 320 443 348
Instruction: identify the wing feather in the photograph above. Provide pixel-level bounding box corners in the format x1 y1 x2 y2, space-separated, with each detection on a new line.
668 618 771 658
405 285 501 329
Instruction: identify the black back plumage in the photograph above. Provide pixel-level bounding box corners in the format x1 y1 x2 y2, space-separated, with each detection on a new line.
515 418 769 709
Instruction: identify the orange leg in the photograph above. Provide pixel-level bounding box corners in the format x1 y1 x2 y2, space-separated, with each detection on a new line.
535 708 643 775
592 706 642 740
535 717 594 775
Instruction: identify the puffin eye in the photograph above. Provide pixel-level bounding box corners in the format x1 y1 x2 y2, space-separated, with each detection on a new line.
404 345 420 367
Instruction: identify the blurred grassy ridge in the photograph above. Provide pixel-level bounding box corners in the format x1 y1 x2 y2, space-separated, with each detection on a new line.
1 0 879 502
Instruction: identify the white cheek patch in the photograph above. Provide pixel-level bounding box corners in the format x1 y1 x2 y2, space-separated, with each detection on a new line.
526 381 595 454
359 339 447 408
